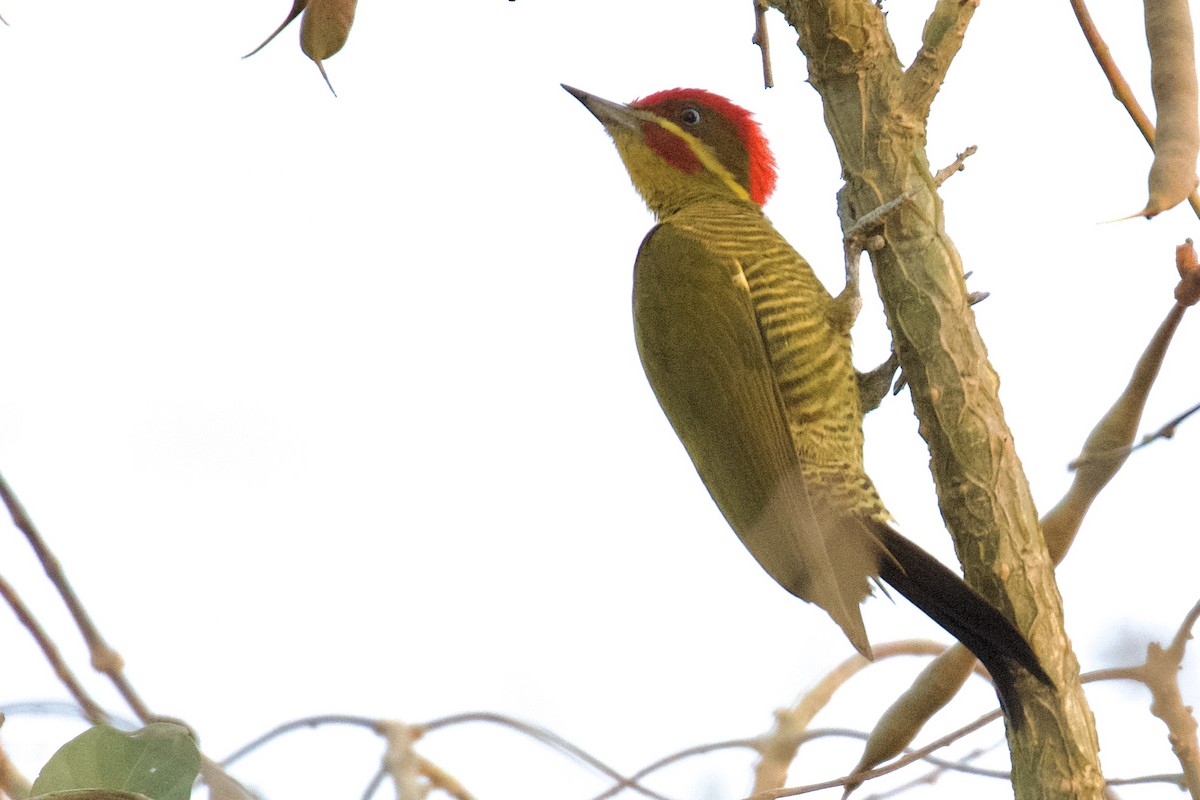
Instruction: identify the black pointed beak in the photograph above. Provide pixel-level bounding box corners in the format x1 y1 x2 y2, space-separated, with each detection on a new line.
562 84 639 130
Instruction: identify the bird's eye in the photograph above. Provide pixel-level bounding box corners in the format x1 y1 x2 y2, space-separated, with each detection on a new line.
680 108 701 125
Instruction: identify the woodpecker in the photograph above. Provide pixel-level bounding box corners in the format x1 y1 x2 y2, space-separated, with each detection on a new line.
564 84 1051 725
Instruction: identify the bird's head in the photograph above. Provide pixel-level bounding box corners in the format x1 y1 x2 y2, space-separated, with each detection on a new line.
564 85 777 218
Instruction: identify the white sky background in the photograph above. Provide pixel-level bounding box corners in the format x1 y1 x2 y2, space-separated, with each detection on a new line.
1 1 1198 798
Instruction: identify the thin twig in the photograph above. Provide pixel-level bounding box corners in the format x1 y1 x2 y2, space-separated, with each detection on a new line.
863 745 993 799
591 738 760 800
844 147 976 240
0 470 153 722
359 767 385 800
1069 399 1200 469
745 711 1001 798
0 471 248 798
1082 666 1148 684
1106 772 1187 789
599 726 1023 800
1068 0 1155 144
844 190 916 240
836 146 977 403
752 0 774 88
421 711 669 800
0 573 109 724
1168 598 1200 655
889 744 1007 783
931 146 977 189
0 700 98 721
221 713 383 766
754 641 961 794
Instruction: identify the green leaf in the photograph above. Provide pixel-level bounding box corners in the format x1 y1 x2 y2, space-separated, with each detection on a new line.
30 723 201 800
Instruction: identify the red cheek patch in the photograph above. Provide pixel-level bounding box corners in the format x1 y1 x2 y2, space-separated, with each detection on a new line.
642 122 701 174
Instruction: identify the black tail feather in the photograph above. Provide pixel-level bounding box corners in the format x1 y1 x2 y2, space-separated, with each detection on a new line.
871 522 1053 729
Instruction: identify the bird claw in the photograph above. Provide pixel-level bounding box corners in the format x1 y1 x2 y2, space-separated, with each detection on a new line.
858 352 901 413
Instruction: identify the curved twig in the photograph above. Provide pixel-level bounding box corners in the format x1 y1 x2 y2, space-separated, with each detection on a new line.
220 713 382 766
421 711 669 800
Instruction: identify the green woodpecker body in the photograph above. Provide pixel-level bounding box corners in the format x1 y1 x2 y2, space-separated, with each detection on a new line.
565 84 1051 725
635 197 883 649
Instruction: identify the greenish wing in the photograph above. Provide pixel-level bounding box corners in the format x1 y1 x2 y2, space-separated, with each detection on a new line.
631 222 872 653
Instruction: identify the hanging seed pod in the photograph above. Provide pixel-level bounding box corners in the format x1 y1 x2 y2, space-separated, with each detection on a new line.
1140 0 1200 217
843 645 977 796
243 0 307 59
301 0 357 96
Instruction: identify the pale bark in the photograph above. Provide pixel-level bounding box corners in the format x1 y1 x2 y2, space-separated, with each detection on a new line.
765 2 1105 798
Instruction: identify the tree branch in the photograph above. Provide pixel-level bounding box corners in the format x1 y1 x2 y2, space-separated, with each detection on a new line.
763 2 1103 798
901 0 978 119
752 0 775 89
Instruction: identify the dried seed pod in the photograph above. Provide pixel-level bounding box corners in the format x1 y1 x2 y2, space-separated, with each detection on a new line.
243 0 307 59
1141 0 1200 217
301 0 357 96
842 646 976 796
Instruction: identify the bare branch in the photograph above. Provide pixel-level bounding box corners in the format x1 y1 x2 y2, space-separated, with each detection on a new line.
1143 600 1200 799
931 146 978 189
1106 772 1187 789
0 471 152 722
765 0 1102 792
591 739 759 800
752 0 774 89
1068 0 1157 151
421 711 669 800
753 641 961 794
221 714 383 766
844 146 977 242
902 0 979 119
844 644 978 794
0 572 109 725
1069 399 1200 470
745 711 1001 799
